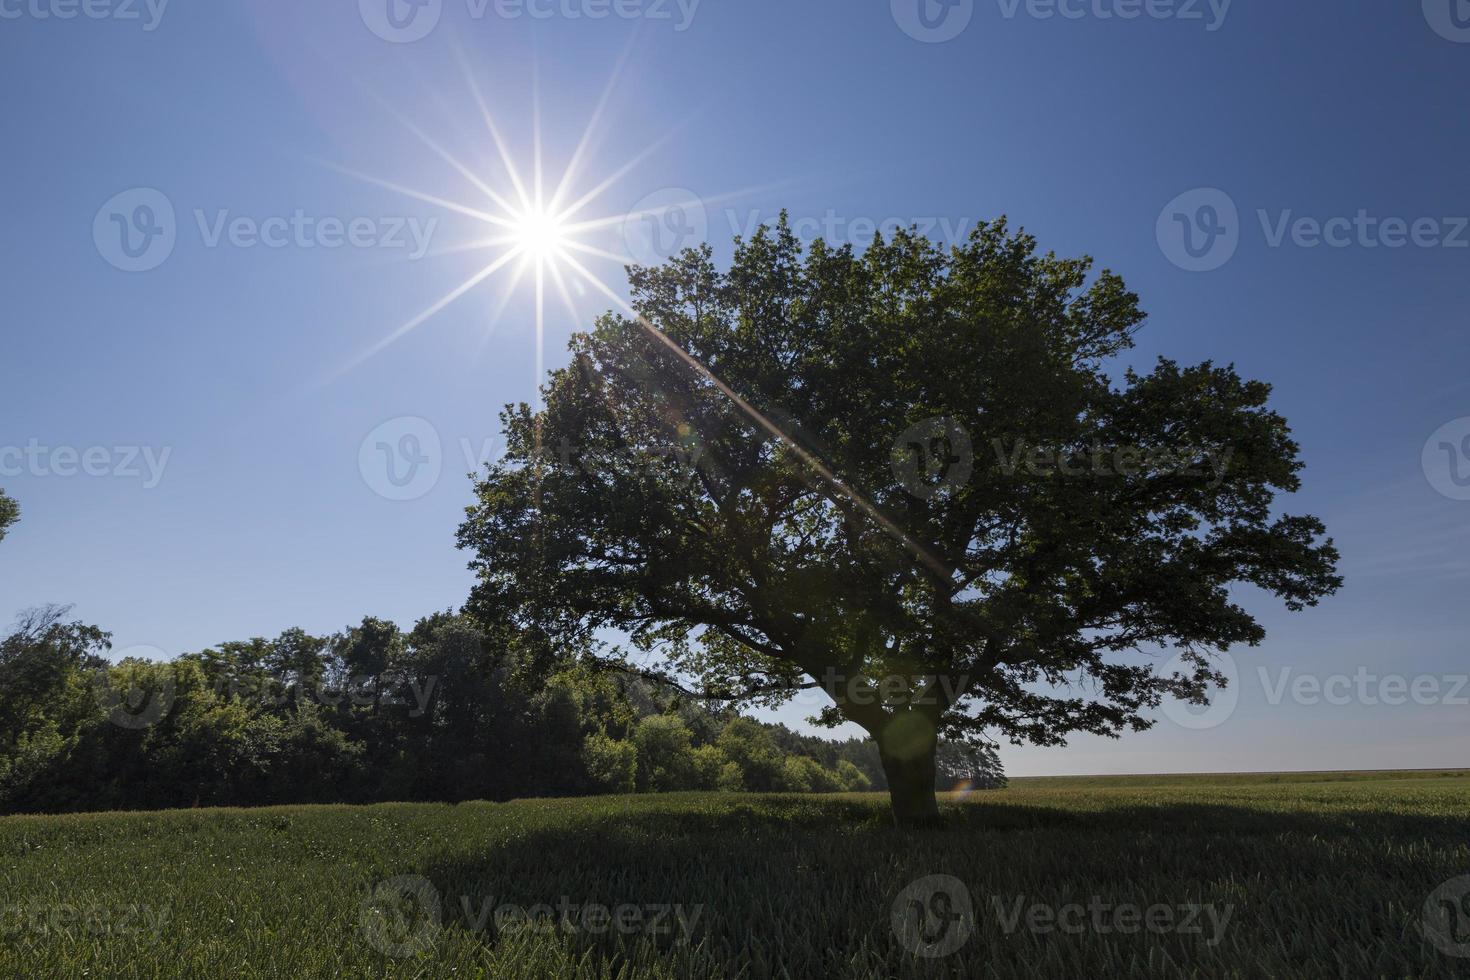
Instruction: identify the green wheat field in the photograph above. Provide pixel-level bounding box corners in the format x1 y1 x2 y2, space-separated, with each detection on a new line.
3 770 1469 978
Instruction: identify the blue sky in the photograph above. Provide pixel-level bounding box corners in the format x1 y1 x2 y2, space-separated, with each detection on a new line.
2 0 1468 775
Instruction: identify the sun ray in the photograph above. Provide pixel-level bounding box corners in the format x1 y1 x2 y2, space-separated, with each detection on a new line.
368 92 523 217
555 249 957 583
546 35 639 216
324 246 524 385
453 41 533 212
314 159 516 230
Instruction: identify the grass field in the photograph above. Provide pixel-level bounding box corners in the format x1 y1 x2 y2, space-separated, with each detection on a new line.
2 771 1469 978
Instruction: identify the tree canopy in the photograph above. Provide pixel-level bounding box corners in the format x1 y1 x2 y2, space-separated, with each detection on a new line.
0 489 17 543
458 216 1341 825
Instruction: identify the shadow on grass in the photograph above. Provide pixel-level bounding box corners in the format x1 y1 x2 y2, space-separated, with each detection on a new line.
377 794 1470 978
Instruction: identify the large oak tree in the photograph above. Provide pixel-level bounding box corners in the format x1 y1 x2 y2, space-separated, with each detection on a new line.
458 217 1341 826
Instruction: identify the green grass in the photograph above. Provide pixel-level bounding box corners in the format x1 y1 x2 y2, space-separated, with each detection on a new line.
3 771 1469 978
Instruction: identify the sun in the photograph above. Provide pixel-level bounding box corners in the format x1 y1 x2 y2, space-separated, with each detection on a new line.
512 204 570 261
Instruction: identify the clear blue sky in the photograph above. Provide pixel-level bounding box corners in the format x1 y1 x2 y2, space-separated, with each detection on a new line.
2 1 1468 775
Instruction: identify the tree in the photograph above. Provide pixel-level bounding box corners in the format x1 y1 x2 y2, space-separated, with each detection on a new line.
458 217 1341 825
0 489 17 543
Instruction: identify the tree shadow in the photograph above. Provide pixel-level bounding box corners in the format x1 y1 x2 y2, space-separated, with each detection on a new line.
387 794 1470 978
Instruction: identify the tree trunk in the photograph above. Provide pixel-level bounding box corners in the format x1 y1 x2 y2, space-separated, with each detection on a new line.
879 730 942 829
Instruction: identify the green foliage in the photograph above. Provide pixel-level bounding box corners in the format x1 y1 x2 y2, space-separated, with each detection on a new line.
0 488 16 542
0 607 901 815
457 216 1341 822
581 732 637 794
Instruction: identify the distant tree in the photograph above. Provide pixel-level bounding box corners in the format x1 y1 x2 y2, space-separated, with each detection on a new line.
459 217 1342 827
0 489 17 543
